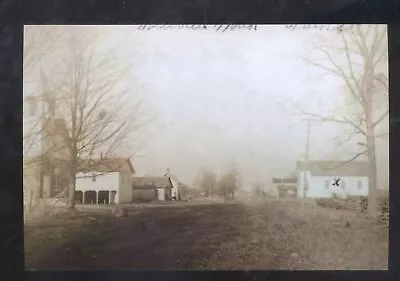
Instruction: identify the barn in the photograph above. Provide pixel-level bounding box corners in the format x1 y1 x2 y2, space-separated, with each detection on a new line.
132 176 173 202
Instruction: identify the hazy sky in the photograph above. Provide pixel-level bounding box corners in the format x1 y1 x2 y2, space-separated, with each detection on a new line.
24 25 389 189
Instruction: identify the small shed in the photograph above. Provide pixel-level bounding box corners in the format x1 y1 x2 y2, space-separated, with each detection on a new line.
272 177 298 198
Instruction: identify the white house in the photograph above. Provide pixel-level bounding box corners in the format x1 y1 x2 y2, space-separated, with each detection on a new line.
169 175 180 200
296 160 369 199
75 158 135 204
164 169 181 200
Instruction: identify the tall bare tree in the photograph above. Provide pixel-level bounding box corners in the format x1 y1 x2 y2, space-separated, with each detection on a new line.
23 26 62 159
24 27 151 210
294 25 388 217
23 26 65 213
217 168 241 199
23 26 61 79
199 169 217 197
252 182 266 197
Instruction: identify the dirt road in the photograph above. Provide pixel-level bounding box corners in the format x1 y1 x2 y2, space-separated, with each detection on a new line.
24 200 388 270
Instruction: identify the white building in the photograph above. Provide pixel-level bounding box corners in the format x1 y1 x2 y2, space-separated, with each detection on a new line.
169 176 180 200
297 160 369 199
75 158 135 204
164 169 181 200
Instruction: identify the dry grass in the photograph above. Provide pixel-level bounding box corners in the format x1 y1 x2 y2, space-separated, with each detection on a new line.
203 199 387 269
24 199 388 270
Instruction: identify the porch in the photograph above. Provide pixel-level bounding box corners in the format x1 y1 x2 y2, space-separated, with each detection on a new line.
75 190 118 205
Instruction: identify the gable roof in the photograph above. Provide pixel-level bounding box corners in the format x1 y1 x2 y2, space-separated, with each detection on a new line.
296 160 369 177
79 158 135 174
132 176 172 189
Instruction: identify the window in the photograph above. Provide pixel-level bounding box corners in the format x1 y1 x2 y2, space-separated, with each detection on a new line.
91 173 96 182
357 181 362 190
325 180 329 189
110 191 117 204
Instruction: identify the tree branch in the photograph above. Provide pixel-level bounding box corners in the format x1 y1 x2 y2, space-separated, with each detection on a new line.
293 105 367 136
373 109 389 127
341 32 362 95
374 73 388 91
301 50 365 107
328 149 368 171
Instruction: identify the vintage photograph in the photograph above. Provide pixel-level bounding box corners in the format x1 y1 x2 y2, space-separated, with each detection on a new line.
23 24 388 270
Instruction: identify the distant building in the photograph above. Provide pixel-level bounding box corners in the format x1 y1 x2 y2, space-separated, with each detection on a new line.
75 158 135 204
132 176 173 201
41 117 71 198
23 156 42 210
296 160 369 199
271 177 297 198
165 170 181 200
23 117 71 202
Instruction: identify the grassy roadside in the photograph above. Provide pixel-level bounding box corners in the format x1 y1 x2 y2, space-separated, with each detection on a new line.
24 200 388 270
24 203 246 270
202 200 388 269
24 209 116 270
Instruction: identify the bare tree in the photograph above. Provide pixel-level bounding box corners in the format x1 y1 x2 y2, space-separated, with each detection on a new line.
217 168 241 199
23 26 62 79
24 27 151 211
228 168 241 199
294 25 388 217
23 26 61 160
199 169 217 197
23 26 65 215
252 182 266 197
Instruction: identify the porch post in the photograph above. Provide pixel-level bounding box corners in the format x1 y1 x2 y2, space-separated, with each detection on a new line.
96 191 98 204
82 191 85 205
108 191 111 204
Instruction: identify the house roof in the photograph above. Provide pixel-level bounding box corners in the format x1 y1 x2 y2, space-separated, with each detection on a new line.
296 160 369 177
79 158 135 174
132 176 172 189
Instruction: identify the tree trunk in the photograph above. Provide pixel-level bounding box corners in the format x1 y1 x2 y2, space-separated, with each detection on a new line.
365 61 378 218
66 182 75 210
28 189 33 212
66 155 77 210
366 123 378 217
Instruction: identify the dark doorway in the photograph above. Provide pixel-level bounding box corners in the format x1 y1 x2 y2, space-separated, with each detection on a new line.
98 191 109 204
84 191 97 204
110 191 117 204
75 191 83 204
